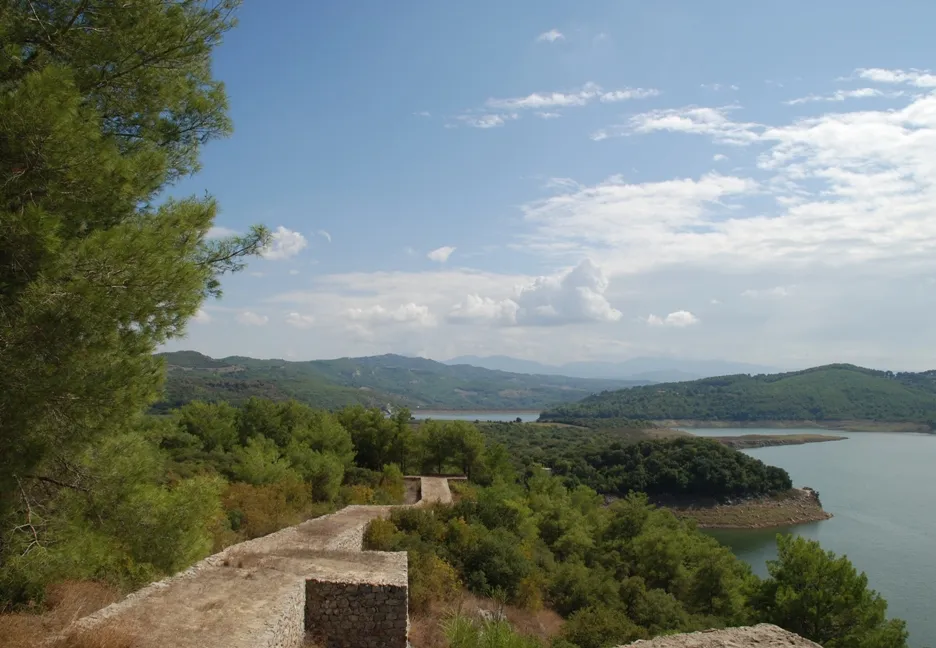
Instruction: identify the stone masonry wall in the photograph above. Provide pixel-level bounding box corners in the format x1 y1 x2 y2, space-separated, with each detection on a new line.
305 581 409 648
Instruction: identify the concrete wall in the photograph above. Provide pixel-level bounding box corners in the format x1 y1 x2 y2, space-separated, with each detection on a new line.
305 581 409 648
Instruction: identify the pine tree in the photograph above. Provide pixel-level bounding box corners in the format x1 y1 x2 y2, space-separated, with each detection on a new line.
0 1 267 518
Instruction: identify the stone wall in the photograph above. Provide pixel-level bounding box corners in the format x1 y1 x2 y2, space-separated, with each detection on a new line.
305 580 409 648
49 477 452 648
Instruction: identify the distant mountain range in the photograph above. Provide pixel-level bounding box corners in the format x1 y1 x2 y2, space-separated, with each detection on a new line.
445 355 782 382
155 351 649 412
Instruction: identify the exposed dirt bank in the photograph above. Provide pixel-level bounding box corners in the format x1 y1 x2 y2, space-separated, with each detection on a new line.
665 487 832 529
658 419 933 432
710 433 847 449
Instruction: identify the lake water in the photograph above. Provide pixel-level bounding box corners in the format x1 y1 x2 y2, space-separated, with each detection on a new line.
687 428 936 648
411 410 540 422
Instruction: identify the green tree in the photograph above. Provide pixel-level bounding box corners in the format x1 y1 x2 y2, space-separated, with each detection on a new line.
175 401 239 451
0 0 268 520
754 535 908 648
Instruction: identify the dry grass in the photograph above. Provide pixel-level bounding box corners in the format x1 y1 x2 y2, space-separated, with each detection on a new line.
408 590 564 648
0 581 125 648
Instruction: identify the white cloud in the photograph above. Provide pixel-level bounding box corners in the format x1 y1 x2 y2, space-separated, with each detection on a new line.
710 298 721 305
346 303 435 327
784 88 903 105
713 153 728 161
599 88 661 103
536 29 564 43
237 311 269 326
317 229 332 243
262 226 308 260
486 83 657 111
513 259 622 325
413 111 431 117
285 312 316 329
427 246 456 263
590 130 609 141
289 269 300 275
536 111 561 120
450 260 622 326
742 286 790 299
647 310 699 327
855 67 936 88
206 225 238 239
192 309 211 324
449 295 520 324
520 172 758 270
456 113 517 129
623 105 762 145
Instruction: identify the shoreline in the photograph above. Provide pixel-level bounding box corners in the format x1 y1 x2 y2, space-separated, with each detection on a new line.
666 487 832 529
658 419 934 433
708 433 847 449
412 409 541 415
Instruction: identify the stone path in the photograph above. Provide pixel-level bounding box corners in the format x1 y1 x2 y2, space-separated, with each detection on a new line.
57 477 454 648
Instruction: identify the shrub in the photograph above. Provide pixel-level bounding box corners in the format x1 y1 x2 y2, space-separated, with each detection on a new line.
409 552 462 614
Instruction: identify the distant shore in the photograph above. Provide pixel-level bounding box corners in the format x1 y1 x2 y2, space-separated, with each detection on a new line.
665 487 832 529
658 419 934 433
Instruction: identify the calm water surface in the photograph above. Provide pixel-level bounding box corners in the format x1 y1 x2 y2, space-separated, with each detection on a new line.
687 428 936 648
411 410 540 422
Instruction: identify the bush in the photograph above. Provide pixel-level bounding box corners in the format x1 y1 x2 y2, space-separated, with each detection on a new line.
409 551 462 614
560 605 647 648
220 478 312 541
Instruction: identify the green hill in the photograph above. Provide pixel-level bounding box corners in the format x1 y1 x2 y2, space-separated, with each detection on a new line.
540 364 936 428
155 351 648 412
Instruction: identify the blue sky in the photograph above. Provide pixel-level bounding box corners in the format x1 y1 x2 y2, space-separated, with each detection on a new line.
165 0 936 370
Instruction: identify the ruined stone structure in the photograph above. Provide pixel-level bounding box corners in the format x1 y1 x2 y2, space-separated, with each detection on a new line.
54 477 451 648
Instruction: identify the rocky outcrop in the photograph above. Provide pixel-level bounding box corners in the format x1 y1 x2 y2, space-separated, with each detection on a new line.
618 624 822 647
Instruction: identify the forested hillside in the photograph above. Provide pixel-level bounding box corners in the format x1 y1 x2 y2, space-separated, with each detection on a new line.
541 364 936 427
156 351 647 411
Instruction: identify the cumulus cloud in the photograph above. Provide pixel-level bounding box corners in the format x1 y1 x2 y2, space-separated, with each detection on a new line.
262 226 308 260
536 112 561 120
713 153 728 161
237 311 269 326
536 29 564 43
346 303 435 327
427 246 456 263
647 310 699 327
192 309 211 324
285 312 315 328
449 295 520 324
449 260 622 326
